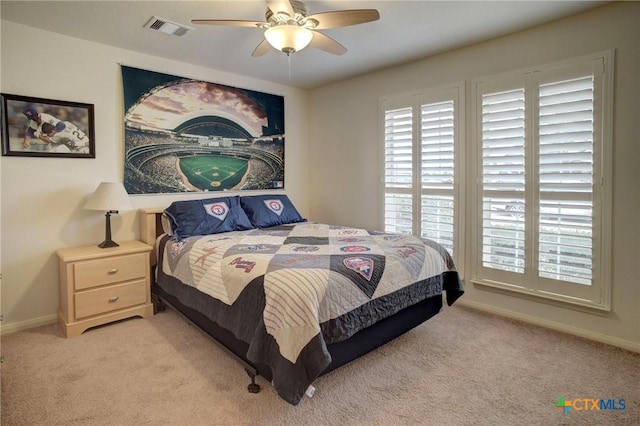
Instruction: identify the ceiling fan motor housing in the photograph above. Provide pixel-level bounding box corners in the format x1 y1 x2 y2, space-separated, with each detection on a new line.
265 0 312 27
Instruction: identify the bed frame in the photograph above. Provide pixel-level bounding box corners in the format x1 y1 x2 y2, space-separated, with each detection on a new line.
138 208 444 395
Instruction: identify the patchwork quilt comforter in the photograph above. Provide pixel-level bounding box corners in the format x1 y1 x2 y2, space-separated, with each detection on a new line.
156 222 464 405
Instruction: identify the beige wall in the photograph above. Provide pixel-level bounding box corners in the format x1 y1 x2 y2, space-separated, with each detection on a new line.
0 20 310 332
308 2 639 351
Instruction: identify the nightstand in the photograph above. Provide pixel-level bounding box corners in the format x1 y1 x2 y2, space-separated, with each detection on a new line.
57 240 154 338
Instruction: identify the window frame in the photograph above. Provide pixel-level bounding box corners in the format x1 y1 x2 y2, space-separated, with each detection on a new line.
470 51 614 311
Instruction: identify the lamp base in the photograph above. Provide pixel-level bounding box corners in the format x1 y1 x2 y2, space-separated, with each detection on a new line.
98 239 119 249
98 211 119 249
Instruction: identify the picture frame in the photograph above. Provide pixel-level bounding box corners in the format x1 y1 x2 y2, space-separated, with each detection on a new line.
1 93 95 158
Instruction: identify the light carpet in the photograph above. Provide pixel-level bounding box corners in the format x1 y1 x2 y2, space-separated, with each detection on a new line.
1 304 638 425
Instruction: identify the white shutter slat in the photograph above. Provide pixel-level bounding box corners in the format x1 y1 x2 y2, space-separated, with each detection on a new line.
421 136 454 145
422 158 454 166
540 99 592 115
539 131 592 145
539 152 592 163
539 87 593 104
539 110 592 125
385 158 413 164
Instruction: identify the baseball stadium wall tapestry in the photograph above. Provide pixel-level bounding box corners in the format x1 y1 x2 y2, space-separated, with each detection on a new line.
121 66 285 194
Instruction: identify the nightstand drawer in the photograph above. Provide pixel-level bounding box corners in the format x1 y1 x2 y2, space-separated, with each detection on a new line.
74 253 146 290
75 280 147 319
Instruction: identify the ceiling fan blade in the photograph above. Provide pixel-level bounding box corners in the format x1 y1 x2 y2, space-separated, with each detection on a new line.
266 0 295 18
309 31 347 56
307 10 380 30
191 19 264 28
252 39 272 57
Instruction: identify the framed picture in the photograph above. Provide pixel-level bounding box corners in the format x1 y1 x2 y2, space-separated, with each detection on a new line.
1 93 95 158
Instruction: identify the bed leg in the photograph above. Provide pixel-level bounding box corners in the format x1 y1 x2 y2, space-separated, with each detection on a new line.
151 293 167 314
245 368 261 394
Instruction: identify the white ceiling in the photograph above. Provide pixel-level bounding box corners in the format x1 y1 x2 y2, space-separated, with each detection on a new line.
0 1 608 89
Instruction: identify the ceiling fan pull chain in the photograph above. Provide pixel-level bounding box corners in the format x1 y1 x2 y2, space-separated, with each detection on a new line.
288 54 292 80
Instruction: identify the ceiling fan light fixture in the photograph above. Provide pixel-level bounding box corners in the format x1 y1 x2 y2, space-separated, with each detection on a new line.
264 25 313 55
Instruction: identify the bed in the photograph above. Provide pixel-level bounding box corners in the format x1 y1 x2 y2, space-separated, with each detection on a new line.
139 195 463 405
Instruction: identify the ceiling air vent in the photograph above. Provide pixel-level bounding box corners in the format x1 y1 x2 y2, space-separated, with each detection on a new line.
144 16 193 37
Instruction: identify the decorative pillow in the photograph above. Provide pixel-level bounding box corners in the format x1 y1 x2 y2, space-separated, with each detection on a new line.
240 194 306 228
164 196 253 240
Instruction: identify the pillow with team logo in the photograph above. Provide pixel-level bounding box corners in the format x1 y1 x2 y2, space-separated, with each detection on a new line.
164 196 253 240
240 194 306 228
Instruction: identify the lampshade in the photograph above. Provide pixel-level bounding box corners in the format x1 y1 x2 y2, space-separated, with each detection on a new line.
264 25 313 55
84 182 133 212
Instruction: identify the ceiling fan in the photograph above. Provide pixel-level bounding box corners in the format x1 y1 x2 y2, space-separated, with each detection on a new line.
192 0 380 57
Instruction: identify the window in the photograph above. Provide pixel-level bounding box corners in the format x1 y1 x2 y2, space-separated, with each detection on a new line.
471 52 613 310
381 83 465 261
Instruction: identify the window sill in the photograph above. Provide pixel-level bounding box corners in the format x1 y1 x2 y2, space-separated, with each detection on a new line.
470 279 611 315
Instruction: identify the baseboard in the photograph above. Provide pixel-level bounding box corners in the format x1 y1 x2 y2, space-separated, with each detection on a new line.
1 314 58 336
3 303 638 354
456 299 640 354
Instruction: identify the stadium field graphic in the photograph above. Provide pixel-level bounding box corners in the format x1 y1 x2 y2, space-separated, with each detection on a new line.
178 155 248 191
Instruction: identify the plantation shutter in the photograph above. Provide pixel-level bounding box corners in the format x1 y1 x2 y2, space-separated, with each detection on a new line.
473 52 612 309
481 89 526 273
384 106 414 234
537 76 594 285
420 101 455 253
382 85 463 262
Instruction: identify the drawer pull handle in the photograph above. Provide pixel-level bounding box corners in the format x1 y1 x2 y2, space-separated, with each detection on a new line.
108 269 118 275
108 296 120 303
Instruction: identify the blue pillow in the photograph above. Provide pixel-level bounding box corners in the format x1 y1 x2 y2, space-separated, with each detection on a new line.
164 196 254 240
240 194 306 228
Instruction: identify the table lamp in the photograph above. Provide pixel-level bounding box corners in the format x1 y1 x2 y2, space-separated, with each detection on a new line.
83 182 134 248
